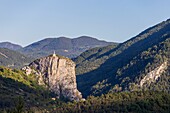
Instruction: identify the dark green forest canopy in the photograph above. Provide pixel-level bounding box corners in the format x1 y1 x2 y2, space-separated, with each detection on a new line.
54 91 170 113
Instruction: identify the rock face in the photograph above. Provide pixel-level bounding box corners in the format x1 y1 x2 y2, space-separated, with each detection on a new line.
140 62 168 87
22 54 82 101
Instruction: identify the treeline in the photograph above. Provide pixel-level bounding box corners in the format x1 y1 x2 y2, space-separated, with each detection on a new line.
54 91 170 113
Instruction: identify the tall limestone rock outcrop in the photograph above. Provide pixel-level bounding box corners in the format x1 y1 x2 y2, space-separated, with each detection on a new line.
22 54 82 101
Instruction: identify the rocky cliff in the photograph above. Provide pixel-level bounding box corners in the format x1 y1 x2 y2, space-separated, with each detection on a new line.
22 54 82 101
140 62 168 87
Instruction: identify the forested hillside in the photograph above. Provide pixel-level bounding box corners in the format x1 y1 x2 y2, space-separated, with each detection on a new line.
0 48 32 68
0 66 65 112
75 19 170 97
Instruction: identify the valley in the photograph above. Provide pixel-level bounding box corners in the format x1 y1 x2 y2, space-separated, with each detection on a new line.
0 19 170 112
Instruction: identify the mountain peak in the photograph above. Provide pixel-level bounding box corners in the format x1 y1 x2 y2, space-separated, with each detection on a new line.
0 42 22 50
57 36 69 39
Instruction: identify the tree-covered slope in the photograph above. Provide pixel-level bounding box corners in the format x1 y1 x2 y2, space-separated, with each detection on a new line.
0 66 65 112
75 19 170 97
20 36 116 58
54 91 170 113
1 66 170 113
0 48 32 68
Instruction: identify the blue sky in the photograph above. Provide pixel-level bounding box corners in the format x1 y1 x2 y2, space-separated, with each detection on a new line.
0 0 170 46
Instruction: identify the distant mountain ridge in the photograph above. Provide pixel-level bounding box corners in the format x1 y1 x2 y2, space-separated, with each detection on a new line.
0 36 115 68
19 36 116 58
0 42 22 50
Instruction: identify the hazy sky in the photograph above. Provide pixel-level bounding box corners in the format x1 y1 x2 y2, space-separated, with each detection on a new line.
0 0 170 46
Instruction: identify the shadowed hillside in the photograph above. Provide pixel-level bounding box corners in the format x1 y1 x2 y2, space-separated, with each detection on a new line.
75 19 170 97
